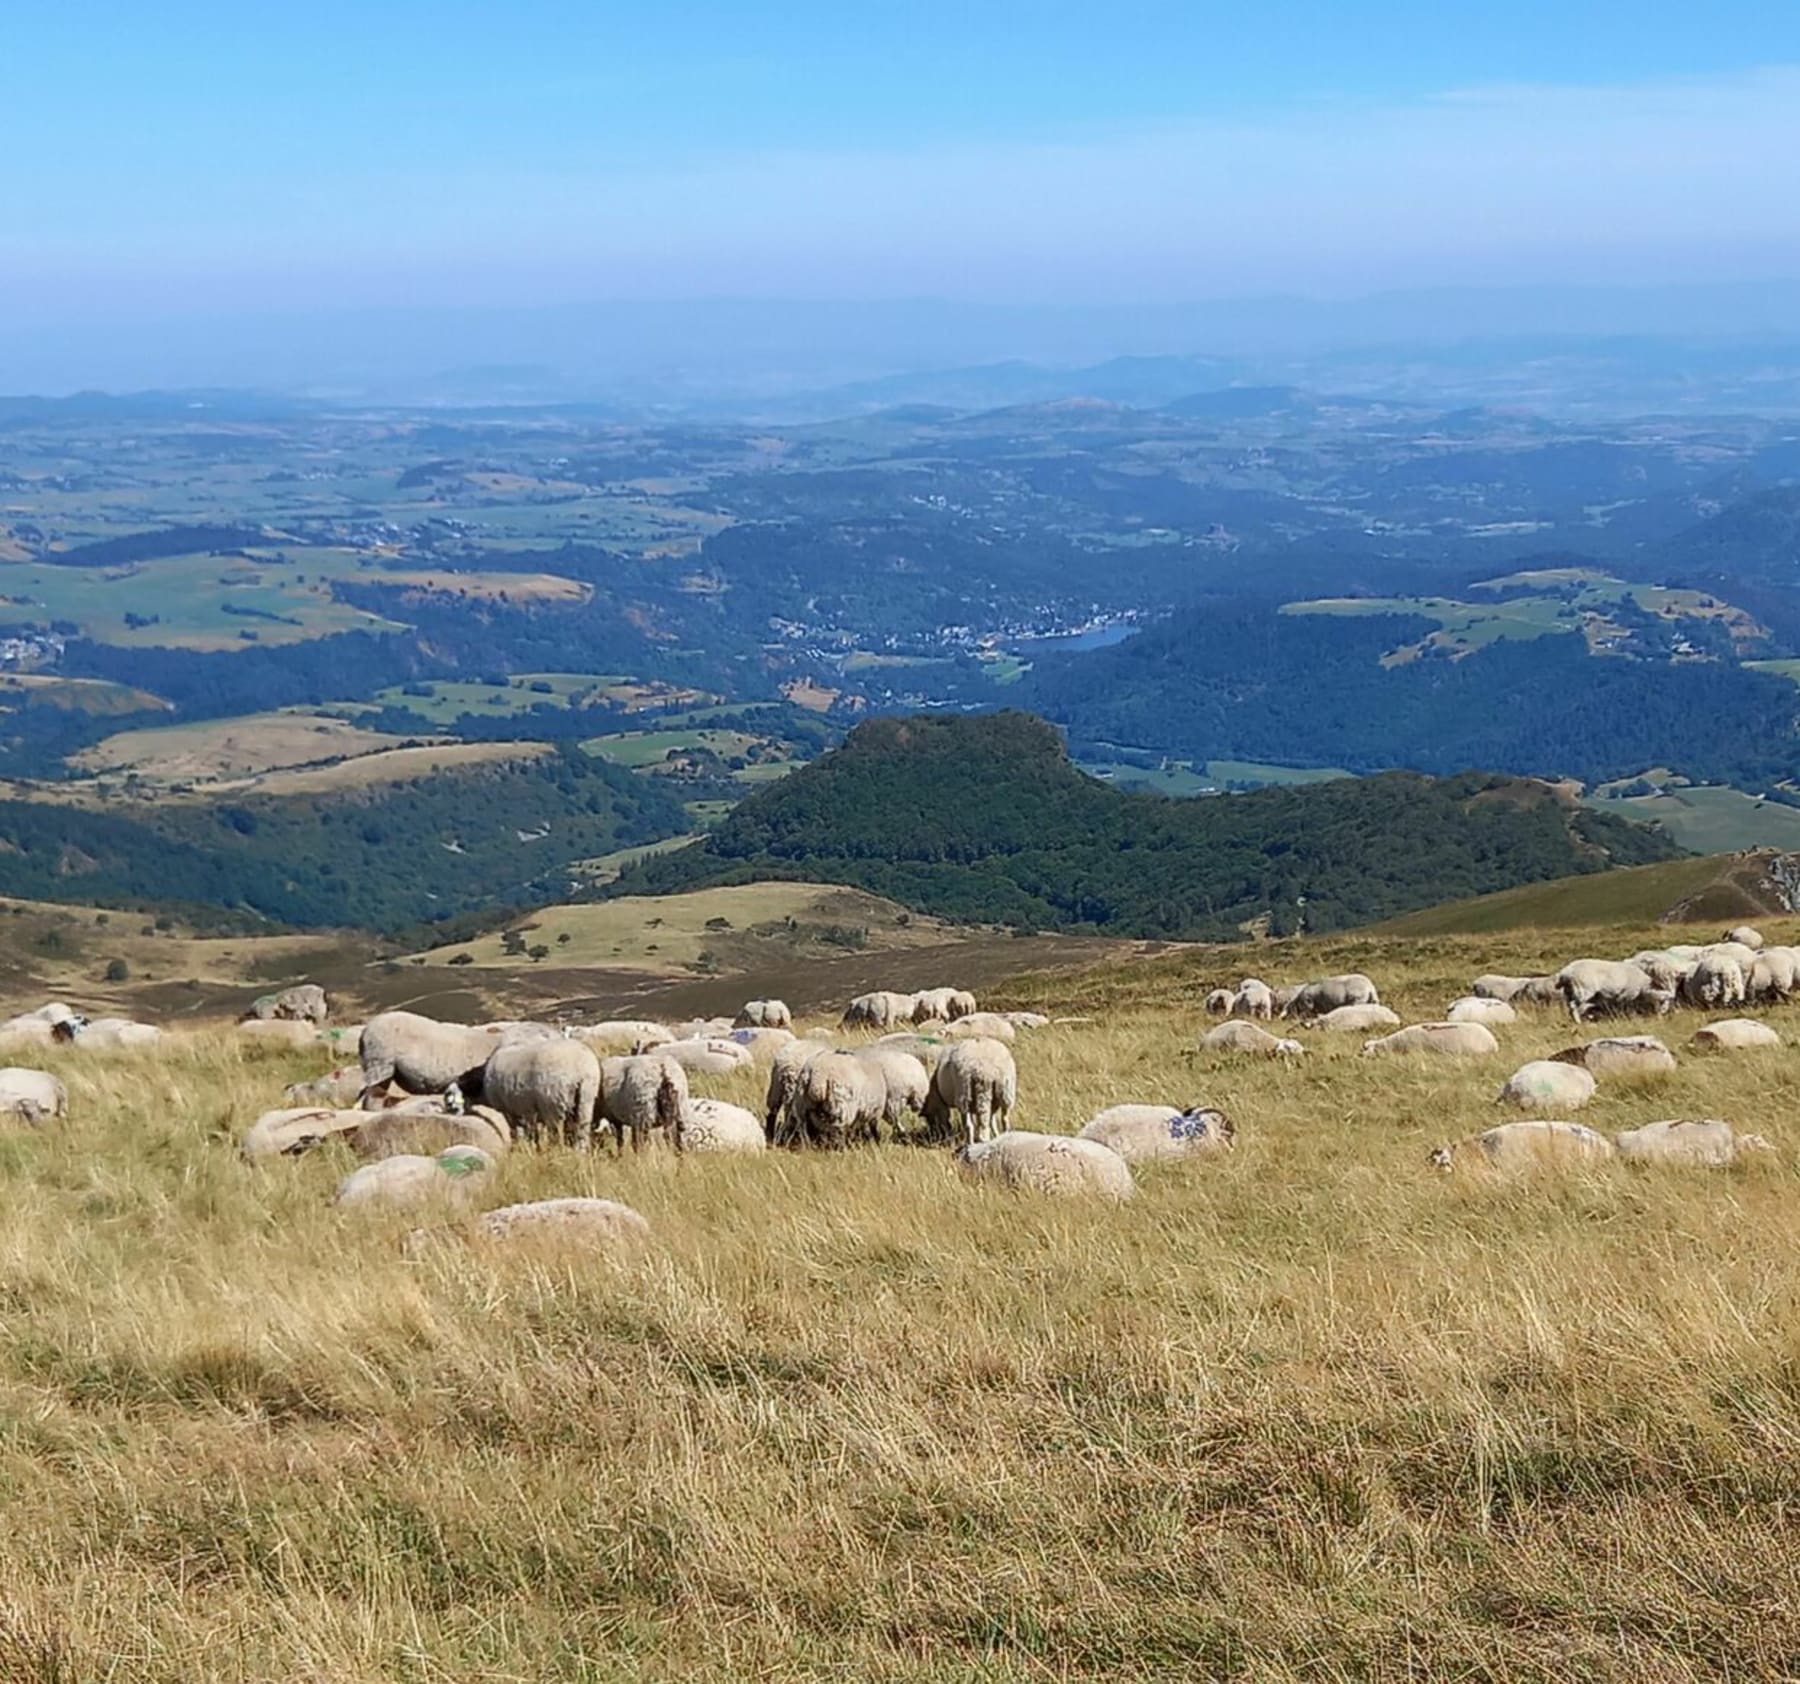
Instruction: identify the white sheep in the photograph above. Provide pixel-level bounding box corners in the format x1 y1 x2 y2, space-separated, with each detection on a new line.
1747 947 1800 1003
1429 1120 1615 1172
1201 1021 1304 1057
568 1020 675 1054
943 1012 1018 1043
1203 988 1236 1017
791 1050 889 1148
764 1038 836 1145
956 1131 1134 1200
1231 979 1275 1021
345 1107 510 1162
1552 1036 1677 1078
922 1038 1017 1147
724 1025 795 1060
599 1053 688 1153
480 1038 602 1148
1445 996 1517 1027
357 1011 506 1108
406 1197 652 1257
1471 975 1531 1002
735 999 793 1030
241 1106 369 1159
1003 1012 1050 1030
656 1037 755 1077
912 987 976 1024
1496 1061 1597 1112
1725 925 1767 953
243 984 329 1024
332 1145 493 1209
1281 974 1379 1019
1615 1118 1773 1168
1310 1004 1400 1033
1361 1023 1499 1059
676 1098 767 1153
1679 953 1747 1010
52 1016 162 1049
853 1045 930 1130
0 1067 66 1124
1690 1019 1782 1052
1077 1104 1234 1163
283 1066 365 1107
841 991 917 1031
237 1019 322 1049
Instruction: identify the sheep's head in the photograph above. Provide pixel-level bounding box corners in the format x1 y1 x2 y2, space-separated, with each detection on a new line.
51 1014 88 1044
442 1082 466 1115
1737 1132 1777 1157
1174 1106 1234 1148
1274 1038 1305 1057
1426 1144 1455 1172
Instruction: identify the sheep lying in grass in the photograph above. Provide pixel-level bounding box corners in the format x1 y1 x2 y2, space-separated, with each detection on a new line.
1077 1104 1234 1163
1362 1023 1499 1059
346 1108 510 1162
944 1012 1017 1043
406 1197 652 1257
1201 1021 1303 1057
284 1067 365 1107
1497 1061 1597 1112
52 1016 162 1049
477 1038 601 1149
332 1145 493 1209
1311 1004 1400 1033
1429 1120 1615 1172
600 1053 687 1154
569 1020 675 1054
1614 1119 1773 1168
657 1038 755 1077
922 1038 1017 1147
0 1067 65 1124
1471 975 1532 1002
956 1132 1134 1199
677 1098 766 1153
1690 1019 1782 1052
1551 1036 1677 1078
1446 996 1517 1027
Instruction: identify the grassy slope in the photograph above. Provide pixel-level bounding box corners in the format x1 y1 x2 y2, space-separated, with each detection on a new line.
1586 785 1800 855
1372 855 1734 935
9 919 1800 1676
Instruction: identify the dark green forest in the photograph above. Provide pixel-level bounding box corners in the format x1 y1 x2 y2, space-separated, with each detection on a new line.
620 712 1681 940
0 749 685 934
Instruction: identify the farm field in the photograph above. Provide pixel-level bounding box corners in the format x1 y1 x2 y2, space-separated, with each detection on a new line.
1586 784 1800 856
72 711 413 782
581 727 765 771
6 909 1800 1676
0 674 170 716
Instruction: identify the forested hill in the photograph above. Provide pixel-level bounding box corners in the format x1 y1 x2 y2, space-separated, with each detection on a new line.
616 712 1683 940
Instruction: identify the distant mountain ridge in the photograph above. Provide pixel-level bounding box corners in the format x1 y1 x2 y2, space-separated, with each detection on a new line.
616 712 1681 941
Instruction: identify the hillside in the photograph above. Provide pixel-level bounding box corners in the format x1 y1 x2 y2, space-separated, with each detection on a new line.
618 712 1682 940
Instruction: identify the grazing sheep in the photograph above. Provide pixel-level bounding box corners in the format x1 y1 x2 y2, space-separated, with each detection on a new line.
1003 1012 1050 1030
1271 984 1305 1014
656 1037 756 1077
1471 975 1531 1002
599 1053 688 1154
872 1032 948 1068
1077 1104 1234 1163
1201 1021 1304 1057
669 1017 735 1043
676 1097 767 1153
332 1145 493 1209
1691 1018 1783 1052
764 1038 835 1144
1231 979 1275 1021
357 1012 506 1108
1615 1118 1773 1168
1429 1120 1615 1172
237 1019 322 1049
923 1038 1017 1147
853 1045 931 1130
1282 974 1380 1020
243 984 329 1024
1726 925 1767 953
944 1012 1018 1043
1361 1022 1499 1058
481 1038 602 1149
404 1197 652 1257
0 1017 57 1049
347 1107 510 1161
1446 996 1517 1027
1555 960 1671 1022
0 1067 66 1124
1310 1004 1401 1033
912 987 977 1024
842 991 917 1031
1514 976 1563 1008
725 1025 794 1059
735 999 792 1030
1551 1036 1677 1078
792 1050 890 1148
569 1020 675 1053
1747 946 1800 1003
1627 950 1698 994
956 1132 1134 1200
1497 1061 1597 1111
1679 953 1747 1010
1203 988 1236 1017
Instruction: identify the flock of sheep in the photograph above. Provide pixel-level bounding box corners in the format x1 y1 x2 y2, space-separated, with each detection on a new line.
1 919 1790 1247
1195 922 1790 1169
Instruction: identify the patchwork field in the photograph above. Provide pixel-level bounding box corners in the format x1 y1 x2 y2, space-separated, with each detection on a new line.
5 910 1800 1676
1586 784 1800 856
73 712 413 782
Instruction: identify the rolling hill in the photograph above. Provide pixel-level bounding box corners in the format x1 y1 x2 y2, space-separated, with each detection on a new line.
617 711 1682 940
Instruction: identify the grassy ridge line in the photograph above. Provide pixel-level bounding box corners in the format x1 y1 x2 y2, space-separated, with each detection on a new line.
6 947 1800 1677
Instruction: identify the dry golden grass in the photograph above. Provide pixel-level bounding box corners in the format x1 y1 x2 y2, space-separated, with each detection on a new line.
4 921 1800 1678
72 712 405 782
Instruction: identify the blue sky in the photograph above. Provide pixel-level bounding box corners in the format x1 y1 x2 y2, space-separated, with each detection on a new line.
6 2 1800 316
